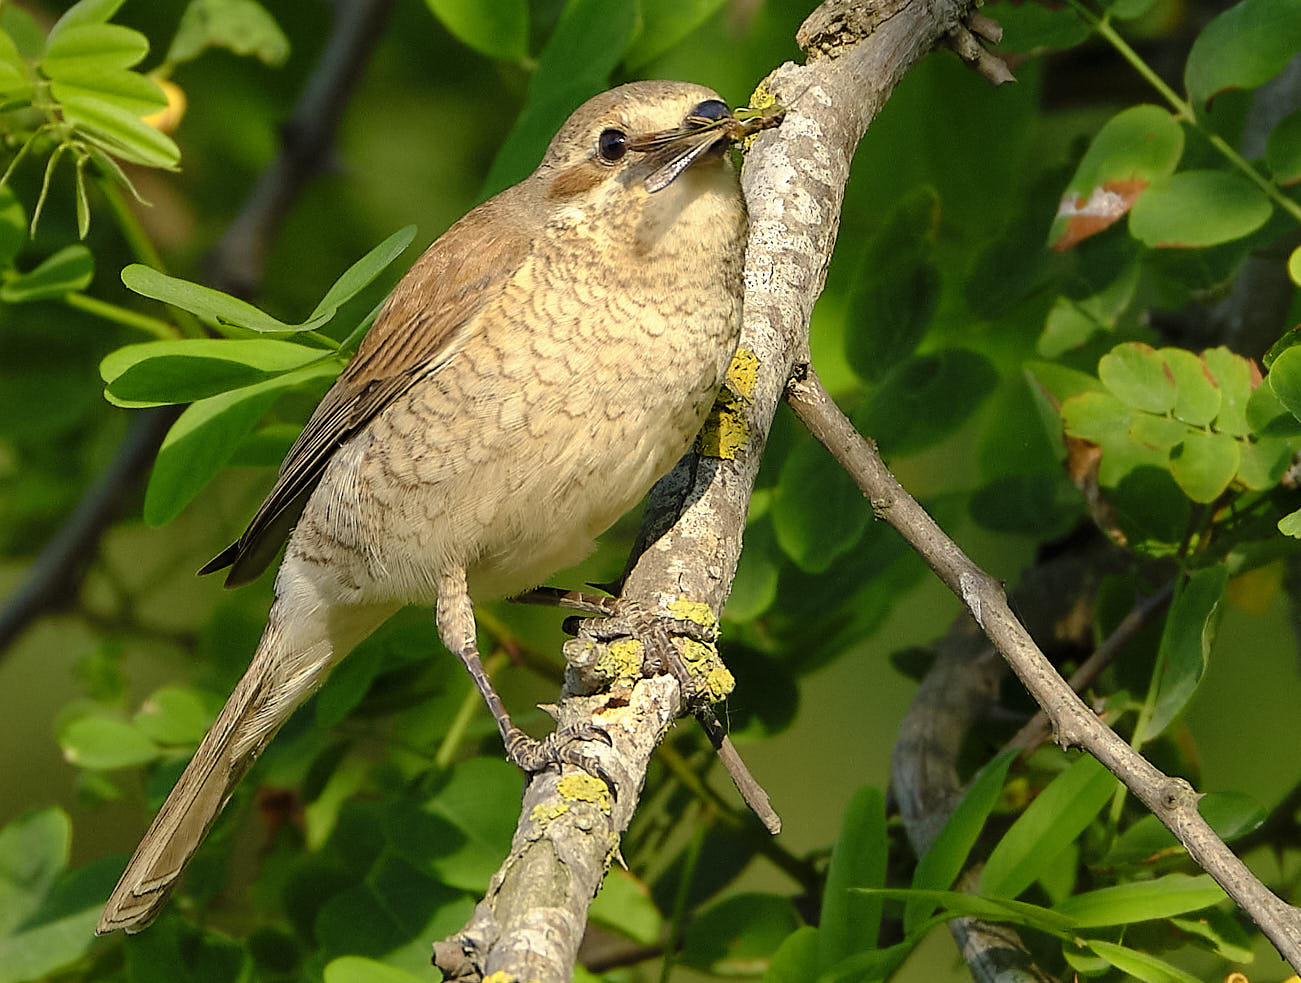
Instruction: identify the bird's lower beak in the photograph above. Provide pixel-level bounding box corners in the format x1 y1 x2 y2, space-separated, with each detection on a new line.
627 104 784 194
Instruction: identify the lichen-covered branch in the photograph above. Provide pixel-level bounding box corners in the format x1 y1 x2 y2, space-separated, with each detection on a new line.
430 0 984 978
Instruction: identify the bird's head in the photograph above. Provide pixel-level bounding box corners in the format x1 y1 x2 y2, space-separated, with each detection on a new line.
536 80 778 209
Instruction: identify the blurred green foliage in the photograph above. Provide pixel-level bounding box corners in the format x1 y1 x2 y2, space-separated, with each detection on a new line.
2 0 1301 981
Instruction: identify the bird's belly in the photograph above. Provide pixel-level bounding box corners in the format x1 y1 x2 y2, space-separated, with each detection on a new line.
298 309 735 607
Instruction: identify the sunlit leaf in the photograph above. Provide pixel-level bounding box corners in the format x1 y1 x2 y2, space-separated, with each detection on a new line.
1049 106 1183 250
1185 0 1301 110
981 754 1116 899
1129 171 1272 248
1053 873 1225 927
424 0 527 61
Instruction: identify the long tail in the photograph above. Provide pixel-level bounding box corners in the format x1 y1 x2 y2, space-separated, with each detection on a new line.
97 599 393 934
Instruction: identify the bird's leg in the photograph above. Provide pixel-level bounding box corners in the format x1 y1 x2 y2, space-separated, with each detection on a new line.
437 567 610 776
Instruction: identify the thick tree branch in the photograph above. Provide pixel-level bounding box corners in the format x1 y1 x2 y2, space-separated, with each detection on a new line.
786 364 1301 972
432 0 983 978
0 0 394 660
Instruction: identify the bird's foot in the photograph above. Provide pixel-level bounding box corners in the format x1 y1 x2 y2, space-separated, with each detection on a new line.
572 599 728 711
502 722 615 790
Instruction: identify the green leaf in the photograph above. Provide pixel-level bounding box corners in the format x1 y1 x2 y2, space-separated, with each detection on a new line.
1237 433 1294 489
772 440 870 574
992 1 1090 52
1053 873 1225 927
50 70 169 115
1266 108 1301 184
1086 939 1203 983
680 893 800 975
853 349 998 457
308 225 418 323
1099 342 1176 413
0 857 118 983
0 809 69 936
1060 390 1134 446
1169 908 1254 961
905 749 1017 932
40 23 147 75
424 0 527 61
589 869 661 946
1291 243 1301 286
844 186 941 383
60 94 181 169
969 472 1081 537
132 685 217 746
762 926 819 983
981 754 1116 899
1129 170 1272 248
47 0 127 41
857 888 1078 935
0 244 93 302
1280 507 1301 537
1203 346 1254 436
166 0 290 67
1049 105 1184 250
625 0 726 68
1162 347 1221 425
122 266 321 332
818 786 886 971
143 362 337 525
0 28 31 97
385 758 520 892
816 941 915 983
1169 430 1240 502
1129 414 1192 451
1185 0 1301 110
322 955 428 983
101 338 335 405
1140 566 1228 742
59 715 159 770
481 0 637 195
1267 344 1301 422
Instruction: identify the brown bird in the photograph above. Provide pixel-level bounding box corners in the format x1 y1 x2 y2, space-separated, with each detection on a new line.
98 80 760 934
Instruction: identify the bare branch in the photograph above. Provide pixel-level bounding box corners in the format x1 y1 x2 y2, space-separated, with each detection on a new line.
786 364 1301 972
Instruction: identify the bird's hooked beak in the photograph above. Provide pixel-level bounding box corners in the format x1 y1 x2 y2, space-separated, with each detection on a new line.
627 98 785 194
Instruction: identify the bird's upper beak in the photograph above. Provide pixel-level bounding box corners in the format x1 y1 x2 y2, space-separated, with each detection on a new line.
627 99 784 194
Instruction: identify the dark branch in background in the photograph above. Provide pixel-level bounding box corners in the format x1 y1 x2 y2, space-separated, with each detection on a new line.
432 0 997 979
786 365 1301 971
893 540 1127 983
0 0 395 660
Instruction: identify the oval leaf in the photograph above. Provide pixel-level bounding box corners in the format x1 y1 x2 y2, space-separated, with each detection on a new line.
59 716 159 770
853 349 998 457
1267 344 1301 422
41 23 147 75
1161 347 1220 425
1050 105 1184 250
1169 430 1240 502
772 440 870 574
1099 342 1176 413
424 0 527 61
1129 170 1272 248
1185 0 1301 110
1266 108 1301 185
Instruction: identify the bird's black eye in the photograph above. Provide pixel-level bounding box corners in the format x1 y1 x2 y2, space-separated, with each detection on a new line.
597 128 627 162
692 99 730 122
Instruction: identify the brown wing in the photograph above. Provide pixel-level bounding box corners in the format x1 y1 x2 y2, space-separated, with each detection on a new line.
200 191 536 587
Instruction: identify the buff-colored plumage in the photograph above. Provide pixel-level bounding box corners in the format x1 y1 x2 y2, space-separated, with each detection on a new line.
98 80 748 934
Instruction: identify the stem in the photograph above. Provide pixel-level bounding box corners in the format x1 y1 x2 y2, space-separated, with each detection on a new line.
1068 0 1301 226
63 292 178 339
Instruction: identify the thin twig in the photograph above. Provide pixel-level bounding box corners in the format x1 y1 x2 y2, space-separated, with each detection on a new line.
786 364 1301 972
1006 583 1174 755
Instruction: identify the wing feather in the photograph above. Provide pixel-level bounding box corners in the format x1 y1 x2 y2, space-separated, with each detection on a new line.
201 191 537 586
